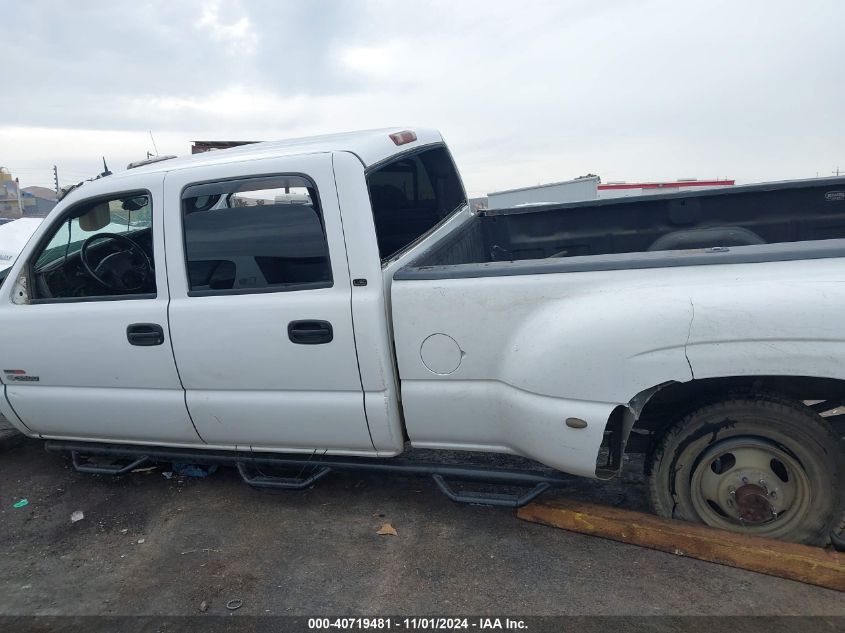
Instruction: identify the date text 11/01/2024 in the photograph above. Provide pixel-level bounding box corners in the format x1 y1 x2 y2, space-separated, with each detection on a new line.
307 618 528 630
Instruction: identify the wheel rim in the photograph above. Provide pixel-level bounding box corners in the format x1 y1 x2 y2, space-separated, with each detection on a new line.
689 436 812 534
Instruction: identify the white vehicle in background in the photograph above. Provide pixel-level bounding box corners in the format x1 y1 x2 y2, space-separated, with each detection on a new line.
0 128 843 546
0 218 43 272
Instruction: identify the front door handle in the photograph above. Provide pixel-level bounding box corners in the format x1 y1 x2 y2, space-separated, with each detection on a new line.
127 323 165 346
288 320 333 345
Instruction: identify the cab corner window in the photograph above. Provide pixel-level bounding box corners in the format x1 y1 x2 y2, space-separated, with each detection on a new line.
181 175 332 295
29 192 155 302
366 146 467 261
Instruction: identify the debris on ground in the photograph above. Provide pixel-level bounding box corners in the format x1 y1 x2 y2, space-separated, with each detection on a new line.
180 548 221 555
162 471 173 480
172 463 218 478
376 522 398 536
199 600 208 613
136 538 145 544
12 499 28 509
70 510 84 523
226 599 243 611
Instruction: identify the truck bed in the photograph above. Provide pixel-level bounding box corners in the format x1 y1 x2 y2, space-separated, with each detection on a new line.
396 177 845 280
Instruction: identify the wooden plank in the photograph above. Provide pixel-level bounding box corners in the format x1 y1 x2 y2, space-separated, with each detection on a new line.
517 498 845 593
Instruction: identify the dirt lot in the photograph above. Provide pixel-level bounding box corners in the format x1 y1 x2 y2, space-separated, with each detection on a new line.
1 432 844 619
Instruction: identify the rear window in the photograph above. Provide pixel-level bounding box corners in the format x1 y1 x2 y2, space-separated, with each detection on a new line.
181 175 332 295
367 146 466 260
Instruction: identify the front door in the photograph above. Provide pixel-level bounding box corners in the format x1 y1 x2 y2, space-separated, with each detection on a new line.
163 154 373 452
0 174 201 445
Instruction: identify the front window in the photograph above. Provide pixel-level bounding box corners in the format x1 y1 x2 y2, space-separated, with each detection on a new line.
30 192 155 301
35 196 151 269
366 146 466 261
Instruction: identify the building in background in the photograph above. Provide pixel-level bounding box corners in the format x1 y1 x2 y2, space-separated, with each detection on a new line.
21 186 57 216
485 176 735 209
0 170 57 218
597 179 735 199
468 197 489 211
0 168 22 218
487 176 600 209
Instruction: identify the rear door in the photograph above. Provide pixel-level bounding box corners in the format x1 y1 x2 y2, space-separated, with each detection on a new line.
163 153 373 452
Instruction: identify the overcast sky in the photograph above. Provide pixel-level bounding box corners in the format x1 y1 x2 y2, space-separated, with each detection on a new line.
1 0 843 196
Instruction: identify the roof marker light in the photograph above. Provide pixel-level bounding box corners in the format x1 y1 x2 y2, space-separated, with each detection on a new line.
389 130 417 146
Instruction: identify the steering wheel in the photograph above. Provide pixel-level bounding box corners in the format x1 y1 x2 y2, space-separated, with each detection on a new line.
80 232 152 292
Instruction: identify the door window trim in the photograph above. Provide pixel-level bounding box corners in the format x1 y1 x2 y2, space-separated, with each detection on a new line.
26 188 158 305
179 172 334 298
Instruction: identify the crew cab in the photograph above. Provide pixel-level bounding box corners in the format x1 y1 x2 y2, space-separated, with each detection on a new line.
1 128 843 545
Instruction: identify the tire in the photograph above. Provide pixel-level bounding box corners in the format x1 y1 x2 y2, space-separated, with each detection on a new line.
646 396 845 545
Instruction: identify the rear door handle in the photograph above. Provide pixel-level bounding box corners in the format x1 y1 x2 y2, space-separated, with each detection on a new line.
127 323 165 346
288 320 333 345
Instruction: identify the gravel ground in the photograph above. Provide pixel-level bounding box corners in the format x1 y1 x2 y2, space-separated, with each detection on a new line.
1 431 843 618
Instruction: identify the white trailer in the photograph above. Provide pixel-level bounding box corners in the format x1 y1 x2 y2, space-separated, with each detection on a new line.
0 218 43 272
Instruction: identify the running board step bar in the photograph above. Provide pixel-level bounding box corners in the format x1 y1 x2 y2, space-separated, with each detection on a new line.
432 474 551 508
236 462 333 490
71 451 150 475
52 440 571 508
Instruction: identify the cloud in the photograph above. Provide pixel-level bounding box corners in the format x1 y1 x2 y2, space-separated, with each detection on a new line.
338 44 401 76
1 0 844 195
196 0 258 55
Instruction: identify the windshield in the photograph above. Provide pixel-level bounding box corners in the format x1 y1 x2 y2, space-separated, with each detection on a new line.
35 195 151 270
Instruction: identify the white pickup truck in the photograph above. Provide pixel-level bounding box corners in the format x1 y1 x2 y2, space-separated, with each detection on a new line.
1 128 843 545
